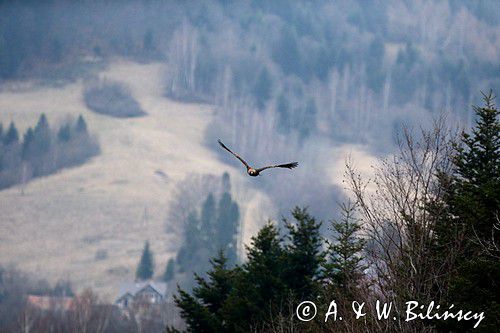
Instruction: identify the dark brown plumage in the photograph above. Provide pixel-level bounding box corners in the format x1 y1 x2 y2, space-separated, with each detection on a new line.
218 139 298 177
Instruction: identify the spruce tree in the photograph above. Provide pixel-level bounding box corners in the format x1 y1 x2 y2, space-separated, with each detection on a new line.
173 251 235 333
177 211 201 273
136 241 154 280
75 114 88 134
200 193 217 250
3 122 19 145
223 222 287 332
176 176 240 281
216 191 239 265
163 258 175 282
283 207 324 299
34 113 51 153
439 91 500 332
451 91 499 241
323 202 366 292
57 123 71 142
22 127 35 160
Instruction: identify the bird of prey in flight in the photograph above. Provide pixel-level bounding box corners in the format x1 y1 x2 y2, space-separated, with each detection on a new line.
218 139 298 177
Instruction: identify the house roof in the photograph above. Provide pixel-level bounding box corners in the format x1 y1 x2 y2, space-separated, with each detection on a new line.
116 280 167 302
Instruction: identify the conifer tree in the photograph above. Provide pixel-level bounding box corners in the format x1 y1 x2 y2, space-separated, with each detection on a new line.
136 241 154 281
283 207 324 299
163 258 175 282
200 193 217 249
223 222 287 332
177 212 201 273
3 122 19 145
57 123 71 142
75 114 88 134
173 251 235 333
216 191 239 265
34 113 51 153
21 128 35 160
438 91 500 332
323 201 366 291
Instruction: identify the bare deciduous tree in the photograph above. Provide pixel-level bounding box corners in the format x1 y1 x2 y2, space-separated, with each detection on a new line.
345 118 459 332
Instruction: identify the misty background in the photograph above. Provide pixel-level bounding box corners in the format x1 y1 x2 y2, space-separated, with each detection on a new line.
0 0 499 303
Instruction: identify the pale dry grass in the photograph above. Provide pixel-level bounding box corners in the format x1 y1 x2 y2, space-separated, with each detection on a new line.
0 59 375 301
0 59 271 300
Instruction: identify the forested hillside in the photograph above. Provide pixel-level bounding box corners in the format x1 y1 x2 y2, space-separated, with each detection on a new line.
0 2 498 331
1 0 498 217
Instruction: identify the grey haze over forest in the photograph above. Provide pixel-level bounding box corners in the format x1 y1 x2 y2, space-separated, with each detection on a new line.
3 0 498 218
0 0 499 301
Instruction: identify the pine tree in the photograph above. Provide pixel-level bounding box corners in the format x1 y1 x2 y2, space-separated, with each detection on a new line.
221 172 231 192
438 91 500 332
30 114 51 176
216 191 239 265
57 123 71 142
243 222 286 301
136 241 154 280
451 91 499 241
22 127 35 160
176 175 240 283
34 113 51 153
177 211 202 273
223 222 287 332
283 207 324 299
323 201 366 291
200 193 217 249
174 210 329 332
173 251 235 333
75 114 88 134
3 122 19 145
163 258 175 282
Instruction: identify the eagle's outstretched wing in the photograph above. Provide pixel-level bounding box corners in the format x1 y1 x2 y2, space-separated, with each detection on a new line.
256 162 298 173
218 139 250 169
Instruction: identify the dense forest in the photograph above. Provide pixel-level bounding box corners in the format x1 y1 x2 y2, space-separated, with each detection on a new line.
0 114 99 190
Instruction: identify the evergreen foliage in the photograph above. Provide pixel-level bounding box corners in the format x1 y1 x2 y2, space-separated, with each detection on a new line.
163 258 175 282
176 176 240 284
283 207 324 299
3 122 19 145
0 114 99 190
136 241 154 281
323 201 366 291
436 91 500 332
173 207 325 332
76 115 88 133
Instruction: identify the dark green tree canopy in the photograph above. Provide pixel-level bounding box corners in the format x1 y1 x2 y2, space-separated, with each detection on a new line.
136 241 154 281
435 91 500 332
163 258 175 283
323 201 366 292
4 122 19 145
76 114 88 134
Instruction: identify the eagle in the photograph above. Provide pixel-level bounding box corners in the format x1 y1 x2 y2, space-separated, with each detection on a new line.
218 139 298 177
